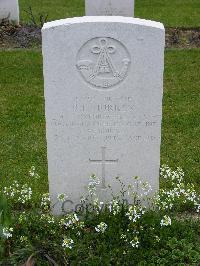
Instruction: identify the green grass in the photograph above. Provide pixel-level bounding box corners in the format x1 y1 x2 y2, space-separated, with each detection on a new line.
162 49 200 186
18 0 200 27
0 49 199 192
0 50 47 193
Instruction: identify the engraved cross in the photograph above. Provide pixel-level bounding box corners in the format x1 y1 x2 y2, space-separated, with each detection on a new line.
89 147 118 189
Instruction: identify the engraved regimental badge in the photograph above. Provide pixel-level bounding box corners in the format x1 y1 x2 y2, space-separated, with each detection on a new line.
76 37 131 89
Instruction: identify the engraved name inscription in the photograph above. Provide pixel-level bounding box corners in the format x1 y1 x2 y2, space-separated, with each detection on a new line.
51 95 161 145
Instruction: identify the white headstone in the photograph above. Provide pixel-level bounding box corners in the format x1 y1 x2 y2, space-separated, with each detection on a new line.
42 17 165 214
0 0 19 24
85 0 134 17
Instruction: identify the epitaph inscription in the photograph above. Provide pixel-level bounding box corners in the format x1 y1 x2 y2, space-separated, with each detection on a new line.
77 37 131 89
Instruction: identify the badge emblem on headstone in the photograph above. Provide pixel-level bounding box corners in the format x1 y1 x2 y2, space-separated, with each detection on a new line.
77 37 131 89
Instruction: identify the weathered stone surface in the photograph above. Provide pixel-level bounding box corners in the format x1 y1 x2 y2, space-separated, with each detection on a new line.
0 0 19 24
85 0 134 17
42 17 165 214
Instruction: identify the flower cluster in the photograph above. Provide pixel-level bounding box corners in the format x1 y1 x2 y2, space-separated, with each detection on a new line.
155 165 200 212
40 214 55 224
41 193 51 211
87 174 100 197
57 193 68 202
60 213 85 231
2 227 13 239
20 236 28 243
120 234 127 241
127 177 152 204
29 166 40 179
1 164 199 261
130 236 140 248
160 165 184 183
18 211 27 223
3 181 32 204
196 204 200 213
92 198 104 214
126 205 146 223
108 199 120 215
64 213 79 228
121 232 140 248
160 215 172 227
140 181 152 197
95 222 108 233
62 237 74 249
19 184 32 204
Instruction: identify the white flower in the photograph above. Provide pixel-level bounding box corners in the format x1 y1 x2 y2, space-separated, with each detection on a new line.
160 215 171 227
20 236 28 242
95 222 108 233
57 193 67 202
109 199 120 215
120 234 127 242
59 219 65 226
155 236 160 242
130 236 139 248
126 205 145 223
29 166 35 176
3 182 32 204
62 237 74 249
80 197 86 204
88 174 100 196
47 216 55 224
2 227 13 239
92 199 104 214
29 166 40 179
141 181 152 196
63 214 84 230
41 193 51 210
40 214 55 224
18 184 32 204
195 203 200 213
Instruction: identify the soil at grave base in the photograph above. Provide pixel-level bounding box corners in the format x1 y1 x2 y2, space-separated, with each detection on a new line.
0 22 200 49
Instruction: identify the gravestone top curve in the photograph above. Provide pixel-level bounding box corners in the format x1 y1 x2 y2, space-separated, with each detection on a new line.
42 16 164 31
